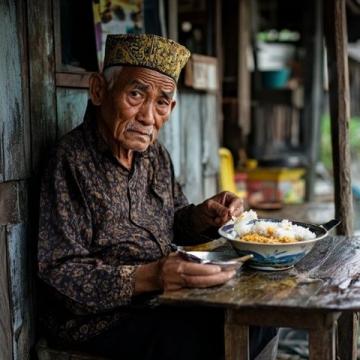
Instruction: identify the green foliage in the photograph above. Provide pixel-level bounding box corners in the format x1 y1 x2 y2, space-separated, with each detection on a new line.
320 115 360 170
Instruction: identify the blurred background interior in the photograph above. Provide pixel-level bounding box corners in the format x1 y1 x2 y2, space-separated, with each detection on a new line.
56 1 360 235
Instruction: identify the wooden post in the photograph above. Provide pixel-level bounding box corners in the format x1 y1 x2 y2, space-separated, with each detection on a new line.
167 0 178 41
225 309 249 360
304 0 324 201
336 312 358 360
324 0 353 235
27 0 57 173
238 0 251 136
309 323 336 360
324 1 357 359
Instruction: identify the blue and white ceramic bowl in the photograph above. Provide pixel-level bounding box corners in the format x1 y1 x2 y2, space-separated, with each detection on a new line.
218 219 340 271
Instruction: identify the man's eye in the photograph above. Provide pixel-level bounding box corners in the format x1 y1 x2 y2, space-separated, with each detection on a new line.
158 99 169 106
130 90 142 98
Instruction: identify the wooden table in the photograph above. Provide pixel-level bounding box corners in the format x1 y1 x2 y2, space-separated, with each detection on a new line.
161 236 360 360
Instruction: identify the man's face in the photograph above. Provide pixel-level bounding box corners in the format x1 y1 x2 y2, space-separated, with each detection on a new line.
98 67 176 153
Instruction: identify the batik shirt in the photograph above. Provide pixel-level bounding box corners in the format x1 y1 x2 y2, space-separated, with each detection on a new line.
37 103 212 344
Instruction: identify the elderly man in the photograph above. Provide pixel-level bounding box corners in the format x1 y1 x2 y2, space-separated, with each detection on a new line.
37 34 277 359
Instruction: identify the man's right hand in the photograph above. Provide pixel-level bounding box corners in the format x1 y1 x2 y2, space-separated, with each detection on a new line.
134 254 236 295
159 253 236 291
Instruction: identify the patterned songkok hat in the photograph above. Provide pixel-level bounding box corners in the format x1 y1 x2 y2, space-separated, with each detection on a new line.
103 34 191 82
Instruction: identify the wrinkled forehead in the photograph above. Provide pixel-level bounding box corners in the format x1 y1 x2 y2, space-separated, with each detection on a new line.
109 66 177 95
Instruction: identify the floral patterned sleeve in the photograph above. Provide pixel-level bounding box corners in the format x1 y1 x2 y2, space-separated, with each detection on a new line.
37 152 137 313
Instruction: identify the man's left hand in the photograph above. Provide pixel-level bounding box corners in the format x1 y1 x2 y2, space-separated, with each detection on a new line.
191 191 243 233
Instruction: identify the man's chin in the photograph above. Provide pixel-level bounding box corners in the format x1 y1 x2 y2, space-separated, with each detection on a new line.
128 141 151 153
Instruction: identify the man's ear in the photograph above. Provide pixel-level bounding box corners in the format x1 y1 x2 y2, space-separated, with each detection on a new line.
170 99 176 112
89 73 107 106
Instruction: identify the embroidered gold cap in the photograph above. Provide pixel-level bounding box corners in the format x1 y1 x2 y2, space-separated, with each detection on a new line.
103 34 191 82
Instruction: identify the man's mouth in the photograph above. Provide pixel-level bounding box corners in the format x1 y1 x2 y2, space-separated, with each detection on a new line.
127 129 152 139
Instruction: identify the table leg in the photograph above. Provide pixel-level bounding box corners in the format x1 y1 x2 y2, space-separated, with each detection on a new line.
309 321 336 360
225 309 249 360
337 312 358 360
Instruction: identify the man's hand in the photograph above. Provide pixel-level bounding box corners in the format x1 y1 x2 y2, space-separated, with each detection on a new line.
134 253 236 294
191 191 244 233
160 253 236 291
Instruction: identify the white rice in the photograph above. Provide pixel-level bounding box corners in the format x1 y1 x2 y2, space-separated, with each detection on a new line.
233 211 316 241
234 210 258 236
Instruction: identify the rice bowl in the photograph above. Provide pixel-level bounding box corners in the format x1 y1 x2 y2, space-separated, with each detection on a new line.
218 218 340 271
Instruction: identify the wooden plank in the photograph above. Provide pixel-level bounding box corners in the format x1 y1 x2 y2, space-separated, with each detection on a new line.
203 175 217 199
0 0 31 181
27 0 57 172
228 308 341 330
337 313 358 360
201 93 219 197
56 72 92 89
214 0 223 142
181 92 204 204
0 181 27 225
254 89 295 106
202 93 219 178
238 0 251 135
56 88 88 139
324 0 353 235
225 309 249 360
167 0 178 41
309 322 336 360
0 226 13 360
324 3 357 356
52 0 62 70
158 93 184 183
7 224 32 360
303 0 324 200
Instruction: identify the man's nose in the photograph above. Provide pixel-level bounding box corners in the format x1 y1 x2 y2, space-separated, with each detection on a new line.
138 100 155 125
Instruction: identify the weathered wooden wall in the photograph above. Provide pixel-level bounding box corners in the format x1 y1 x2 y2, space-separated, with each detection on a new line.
56 88 89 139
0 0 33 359
160 91 219 204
